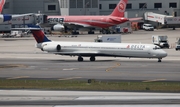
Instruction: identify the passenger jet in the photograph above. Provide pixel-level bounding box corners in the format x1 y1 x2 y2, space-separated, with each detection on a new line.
25 25 167 62
47 0 141 34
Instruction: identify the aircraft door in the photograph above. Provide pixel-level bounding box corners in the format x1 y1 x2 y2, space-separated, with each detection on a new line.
147 46 151 56
59 18 64 24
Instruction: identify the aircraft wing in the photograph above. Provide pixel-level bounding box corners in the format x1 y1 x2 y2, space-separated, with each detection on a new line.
64 22 92 28
129 17 143 21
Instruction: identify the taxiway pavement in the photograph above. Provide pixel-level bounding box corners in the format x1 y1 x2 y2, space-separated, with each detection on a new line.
0 90 180 106
0 29 180 107
0 29 180 81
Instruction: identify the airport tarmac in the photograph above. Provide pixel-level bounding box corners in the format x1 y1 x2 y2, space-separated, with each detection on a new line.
0 29 180 106
0 90 180 106
0 29 180 81
0 58 180 81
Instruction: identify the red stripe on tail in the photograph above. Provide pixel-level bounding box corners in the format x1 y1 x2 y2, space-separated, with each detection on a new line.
110 0 128 17
0 0 5 13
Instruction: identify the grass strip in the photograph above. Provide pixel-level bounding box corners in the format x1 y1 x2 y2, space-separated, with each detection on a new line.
0 79 180 92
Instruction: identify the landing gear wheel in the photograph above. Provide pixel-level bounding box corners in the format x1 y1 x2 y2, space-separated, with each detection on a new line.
158 58 162 62
72 31 79 35
78 56 83 62
102 30 106 34
90 56 95 61
88 31 94 34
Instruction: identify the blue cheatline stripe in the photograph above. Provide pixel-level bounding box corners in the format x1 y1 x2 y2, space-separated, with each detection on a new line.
3 14 12 22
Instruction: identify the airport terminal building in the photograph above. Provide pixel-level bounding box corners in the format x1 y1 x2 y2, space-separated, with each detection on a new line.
1 0 180 33
3 0 180 17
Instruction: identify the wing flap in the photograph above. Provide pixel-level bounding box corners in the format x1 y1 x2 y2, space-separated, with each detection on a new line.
64 22 91 27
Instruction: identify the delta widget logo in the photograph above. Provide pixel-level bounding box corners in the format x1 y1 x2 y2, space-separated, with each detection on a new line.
118 0 126 12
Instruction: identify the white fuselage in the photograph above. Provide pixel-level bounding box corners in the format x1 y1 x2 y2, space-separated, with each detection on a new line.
37 41 167 59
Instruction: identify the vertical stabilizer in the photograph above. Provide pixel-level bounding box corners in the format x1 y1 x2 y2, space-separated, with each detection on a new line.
28 25 51 43
0 0 5 13
110 0 128 17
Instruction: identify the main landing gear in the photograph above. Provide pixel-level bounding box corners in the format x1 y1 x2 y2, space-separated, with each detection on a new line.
77 56 96 62
90 56 95 61
88 28 95 34
78 56 83 62
158 58 162 62
100 28 115 34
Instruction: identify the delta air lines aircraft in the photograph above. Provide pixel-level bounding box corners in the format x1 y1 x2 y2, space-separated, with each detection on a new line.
26 26 167 62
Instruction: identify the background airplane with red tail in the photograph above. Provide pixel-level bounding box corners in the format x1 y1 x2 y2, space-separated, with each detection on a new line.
47 0 142 34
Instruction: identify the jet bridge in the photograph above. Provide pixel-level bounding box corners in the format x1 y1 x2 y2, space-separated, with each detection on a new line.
144 12 180 29
0 13 48 32
144 12 173 25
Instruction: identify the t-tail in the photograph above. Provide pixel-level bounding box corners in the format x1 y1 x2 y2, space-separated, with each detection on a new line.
110 0 128 17
28 25 51 43
0 0 5 13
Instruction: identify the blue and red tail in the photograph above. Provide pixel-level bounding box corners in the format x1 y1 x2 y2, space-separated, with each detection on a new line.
0 0 5 13
28 25 51 43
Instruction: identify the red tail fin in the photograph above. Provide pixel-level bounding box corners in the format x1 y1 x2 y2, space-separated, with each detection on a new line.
0 0 5 13
110 0 128 17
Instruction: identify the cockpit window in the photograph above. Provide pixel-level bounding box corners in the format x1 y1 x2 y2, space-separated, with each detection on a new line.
153 46 161 50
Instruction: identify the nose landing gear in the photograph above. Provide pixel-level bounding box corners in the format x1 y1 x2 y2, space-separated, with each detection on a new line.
158 58 162 62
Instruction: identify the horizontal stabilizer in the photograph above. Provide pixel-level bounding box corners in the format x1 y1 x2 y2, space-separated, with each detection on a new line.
129 17 143 21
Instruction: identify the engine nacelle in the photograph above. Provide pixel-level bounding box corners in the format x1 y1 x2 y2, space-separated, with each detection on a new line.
42 44 61 52
51 24 64 31
0 14 12 23
56 44 61 52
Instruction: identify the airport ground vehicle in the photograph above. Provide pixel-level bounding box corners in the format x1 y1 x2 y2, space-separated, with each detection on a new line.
142 24 154 31
175 38 180 51
94 35 121 43
144 12 180 30
0 25 11 33
152 35 169 48
10 31 23 37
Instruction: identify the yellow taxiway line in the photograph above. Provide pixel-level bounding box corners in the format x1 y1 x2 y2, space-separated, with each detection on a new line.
106 62 121 72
